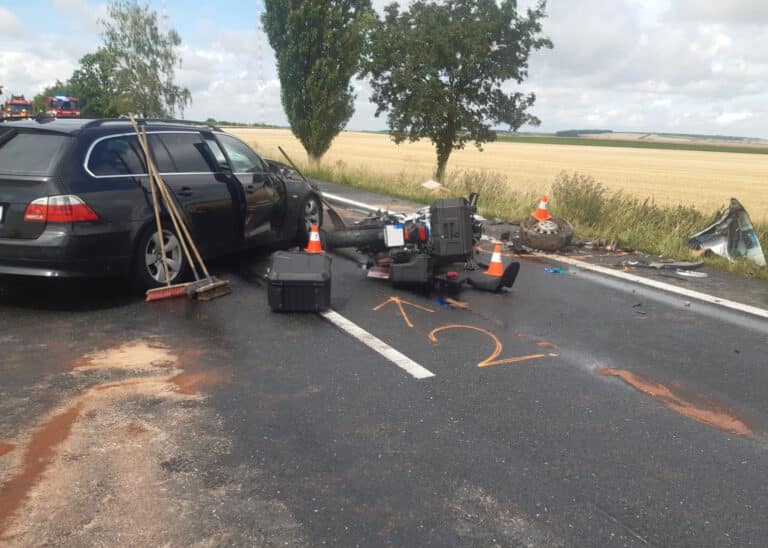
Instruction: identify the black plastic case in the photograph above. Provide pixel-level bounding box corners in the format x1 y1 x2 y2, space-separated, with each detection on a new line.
267 251 332 312
430 198 474 263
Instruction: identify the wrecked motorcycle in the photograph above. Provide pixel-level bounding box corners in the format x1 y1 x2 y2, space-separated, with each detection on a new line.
322 193 520 293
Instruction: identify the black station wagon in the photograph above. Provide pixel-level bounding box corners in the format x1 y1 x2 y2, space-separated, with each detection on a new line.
0 118 323 288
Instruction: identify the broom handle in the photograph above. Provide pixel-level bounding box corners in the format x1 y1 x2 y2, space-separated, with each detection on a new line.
152 167 211 279
137 126 199 281
131 116 212 279
131 116 171 286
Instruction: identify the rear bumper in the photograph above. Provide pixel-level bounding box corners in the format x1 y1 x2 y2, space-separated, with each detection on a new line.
0 225 133 278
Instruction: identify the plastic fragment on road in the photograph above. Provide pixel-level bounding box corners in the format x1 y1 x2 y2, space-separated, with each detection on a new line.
544 267 566 274
676 269 709 278
688 198 766 267
366 266 391 279
443 297 470 309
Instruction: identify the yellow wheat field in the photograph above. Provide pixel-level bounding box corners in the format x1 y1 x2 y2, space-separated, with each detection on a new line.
230 128 768 221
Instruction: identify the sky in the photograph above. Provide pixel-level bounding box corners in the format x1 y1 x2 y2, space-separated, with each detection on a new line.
1 0 768 138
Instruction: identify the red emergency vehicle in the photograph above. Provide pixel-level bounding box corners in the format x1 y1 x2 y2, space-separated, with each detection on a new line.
2 94 33 121
45 95 81 118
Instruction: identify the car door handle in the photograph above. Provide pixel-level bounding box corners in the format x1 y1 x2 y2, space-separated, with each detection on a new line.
177 186 193 197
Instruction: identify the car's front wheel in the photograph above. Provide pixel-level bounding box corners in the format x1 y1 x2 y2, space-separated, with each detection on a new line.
296 194 323 245
134 225 189 289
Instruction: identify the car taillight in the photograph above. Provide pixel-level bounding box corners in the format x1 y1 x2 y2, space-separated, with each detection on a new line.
24 196 99 223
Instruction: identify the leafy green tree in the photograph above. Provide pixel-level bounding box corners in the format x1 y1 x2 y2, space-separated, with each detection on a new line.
364 0 552 180
68 49 122 117
101 0 191 117
263 0 373 161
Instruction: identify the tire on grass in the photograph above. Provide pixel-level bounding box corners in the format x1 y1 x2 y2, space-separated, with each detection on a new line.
520 216 574 251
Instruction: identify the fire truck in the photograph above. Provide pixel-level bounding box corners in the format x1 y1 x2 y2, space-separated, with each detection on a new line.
2 94 33 121
45 95 81 118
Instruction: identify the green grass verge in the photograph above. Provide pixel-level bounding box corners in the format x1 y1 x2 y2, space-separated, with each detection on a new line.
496 135 768 155
271 157 768 281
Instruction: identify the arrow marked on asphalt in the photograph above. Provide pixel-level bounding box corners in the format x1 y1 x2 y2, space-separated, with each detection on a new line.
373 296 435 328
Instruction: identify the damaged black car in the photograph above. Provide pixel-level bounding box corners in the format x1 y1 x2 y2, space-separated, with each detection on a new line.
0 118 322 288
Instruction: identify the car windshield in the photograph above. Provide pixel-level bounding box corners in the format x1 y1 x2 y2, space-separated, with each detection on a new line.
0 131 70 177
55 100 78 110
8 104 31 113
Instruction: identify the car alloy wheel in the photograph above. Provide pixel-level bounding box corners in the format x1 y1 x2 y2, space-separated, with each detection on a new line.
145 229 184 284
304 196 321 234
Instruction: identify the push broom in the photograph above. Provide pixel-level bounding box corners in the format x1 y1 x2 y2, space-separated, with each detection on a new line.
131 117 231 302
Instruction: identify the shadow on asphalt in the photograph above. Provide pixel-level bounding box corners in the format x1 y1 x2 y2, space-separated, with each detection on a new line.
0 275 139 312
0 250 278 312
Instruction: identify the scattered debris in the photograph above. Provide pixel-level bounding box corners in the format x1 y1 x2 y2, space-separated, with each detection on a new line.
688 198 766 267
421 179 446 193
443 297 470 309
621 259 704 270
675 269 709 278
544 267 566 274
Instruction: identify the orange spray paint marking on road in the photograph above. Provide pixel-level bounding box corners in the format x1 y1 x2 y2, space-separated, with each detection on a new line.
0 404 82 537
0 443 14 457
536 341 559 349
373 296 435 328
597 368 752 437
429 324 558 368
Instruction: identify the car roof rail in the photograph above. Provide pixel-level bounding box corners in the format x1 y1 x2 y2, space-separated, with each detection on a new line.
80 118 222 131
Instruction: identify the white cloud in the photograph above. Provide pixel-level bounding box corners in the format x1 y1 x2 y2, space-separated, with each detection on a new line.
0 7 22 36
716 111 752 125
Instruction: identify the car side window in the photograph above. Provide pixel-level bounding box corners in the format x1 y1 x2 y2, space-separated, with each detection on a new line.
203 136 230 172
216 134 268 174
88 136 146 176
155 133 216 173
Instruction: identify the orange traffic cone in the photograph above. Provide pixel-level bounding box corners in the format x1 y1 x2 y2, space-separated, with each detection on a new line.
304 225 324 253
484 244 504 277
531 195 552 221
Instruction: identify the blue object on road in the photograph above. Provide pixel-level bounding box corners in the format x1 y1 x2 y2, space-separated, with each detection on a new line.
544 267 566 274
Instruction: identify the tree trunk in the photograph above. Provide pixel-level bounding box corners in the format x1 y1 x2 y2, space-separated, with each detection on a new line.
434 141 453 182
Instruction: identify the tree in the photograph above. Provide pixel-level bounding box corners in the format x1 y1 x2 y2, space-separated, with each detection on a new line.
364 0 552 180
101 0 191 117
263 0 373 161
68 49 122 118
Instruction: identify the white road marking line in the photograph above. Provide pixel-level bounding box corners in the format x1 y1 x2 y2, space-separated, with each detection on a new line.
535 253 768 321
320 309 435 379
322 192 768 321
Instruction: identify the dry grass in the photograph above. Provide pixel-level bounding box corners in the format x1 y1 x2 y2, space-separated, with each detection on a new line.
231 128 768 221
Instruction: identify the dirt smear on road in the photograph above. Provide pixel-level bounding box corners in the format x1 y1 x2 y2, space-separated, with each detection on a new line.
73 340 178 371
0 443 14 457
598 368 752 437
0 405 82 538
0 339 297 546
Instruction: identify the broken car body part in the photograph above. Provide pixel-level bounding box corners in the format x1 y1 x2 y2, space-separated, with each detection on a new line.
688 198 766 267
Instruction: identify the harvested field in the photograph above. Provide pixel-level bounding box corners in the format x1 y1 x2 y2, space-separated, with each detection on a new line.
230 128 768 221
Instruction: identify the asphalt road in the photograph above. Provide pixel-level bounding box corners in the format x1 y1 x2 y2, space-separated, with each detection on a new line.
1 199 767 546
